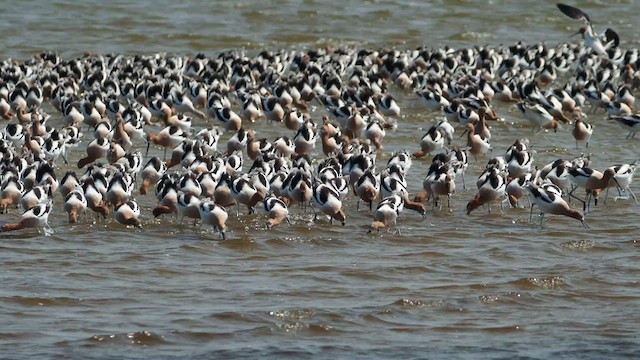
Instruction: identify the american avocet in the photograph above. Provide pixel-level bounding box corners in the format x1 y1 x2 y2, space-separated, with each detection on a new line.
178 171 203 198
0 202 52 233
606 101 632 117
112 114 133 151
246 131 273 161
34 162 58 195
227 175 263 215
319 121 342 156
377 94 401 117
327 176 349 202
9 82 28 111
82 177 109 219
616 85 635 109
169 88 205 119
146 125 188 159
0 97 14 119
105 97 125 121
43 131 69 165
116 151 143 181
212 106 242 131
270 136 294 159
458 107 480 127
568 166 619 211
473 107 491 140
506 172 536 208
284 169 312 211
197 171 218 198
293 120 317 156
0 175 25 213
413 124 445 158
268 170 288 198
92 120 112 140
516 102 558 132
466 170 506 215
148 98 173 121
430 167 456 210
345 110 366 140
355 170 379 210
437 118 455 146
440 100 461 124
572 117 593 149
387 149 412 174
106 141 126 164
262 95 285 123
105 172 133 208
284 109 306 131
114 200 142 228
176 192 202 225
525 183 589 228
466 122 492 161
415 158 443 205
23 131 45 161
312 183 346 225
152 174 179 218
447 147 469 190
506 147 534 179
77 136 109 168
540 159 573 194
164 113 193 132
609 114 640 139
80 100 104 129
542 94 571 124
163 139 196 169
263 194 290 228
417 89 449 111
3 123 25 146
121 107 147 143
20 184 52 211
380 165 408 199
364 118 386 150
491 81 519 103
369 195 403 234
64 189 87 223
199 200 229 240
557 3 619 58
225 152 243 176
139 156 167 195
196 127 221 154
604 162 637 203
241 96 262 123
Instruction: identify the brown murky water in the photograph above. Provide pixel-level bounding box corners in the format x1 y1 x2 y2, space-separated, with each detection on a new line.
1 1 640 358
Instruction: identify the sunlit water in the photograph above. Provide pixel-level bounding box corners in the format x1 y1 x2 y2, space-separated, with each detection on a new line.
1 1 640 358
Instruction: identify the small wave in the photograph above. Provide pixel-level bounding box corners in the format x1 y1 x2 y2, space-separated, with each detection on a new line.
392 298 451 308
269 308 316 321
274 321 336 335
477 291 524 304
219 236 261 251
481 325 522 333
3 296 85 307
263 238 295 247
510 276 567 289
451 31 492 40
87 330 166 346
560 239 595 250
172 330 234 342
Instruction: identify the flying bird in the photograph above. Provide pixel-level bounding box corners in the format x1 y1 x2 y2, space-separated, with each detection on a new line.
557 3 619 57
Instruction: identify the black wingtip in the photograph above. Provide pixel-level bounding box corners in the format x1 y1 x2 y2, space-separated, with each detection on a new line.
605 28 620 48
557 3 590 22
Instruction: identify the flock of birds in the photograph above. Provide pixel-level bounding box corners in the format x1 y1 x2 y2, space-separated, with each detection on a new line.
1 3 639 238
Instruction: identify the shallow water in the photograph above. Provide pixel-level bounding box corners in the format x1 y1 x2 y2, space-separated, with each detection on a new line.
2 1 640 359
